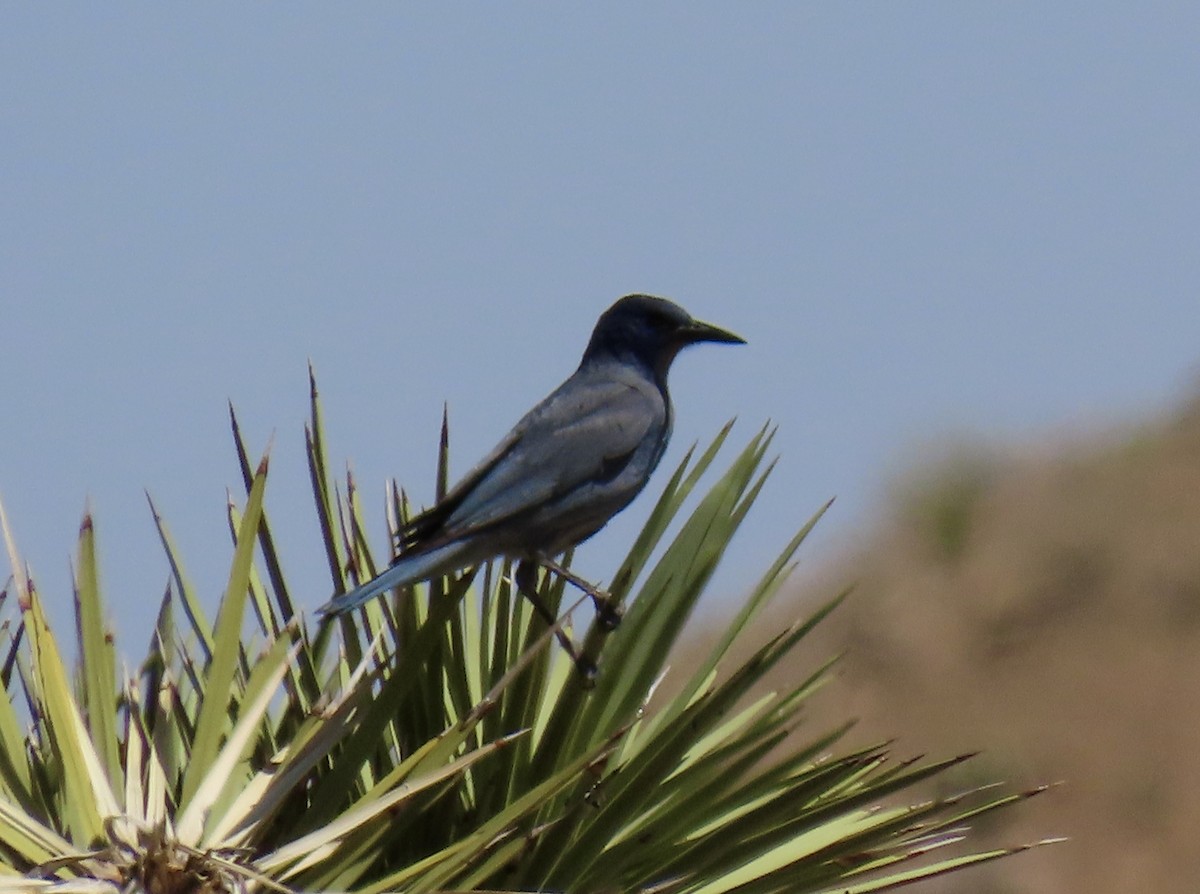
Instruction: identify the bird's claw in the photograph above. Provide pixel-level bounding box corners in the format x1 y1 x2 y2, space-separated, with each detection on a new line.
594 597 623 631
575 655 599 687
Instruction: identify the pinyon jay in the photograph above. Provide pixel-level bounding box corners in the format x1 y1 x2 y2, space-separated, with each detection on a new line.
320 294 744 651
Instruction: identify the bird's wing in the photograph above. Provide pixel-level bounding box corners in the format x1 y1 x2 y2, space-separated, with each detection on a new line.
397 421 525 549
398 371 661 550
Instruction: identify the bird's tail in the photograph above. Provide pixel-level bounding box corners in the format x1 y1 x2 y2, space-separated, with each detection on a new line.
318 540 473 616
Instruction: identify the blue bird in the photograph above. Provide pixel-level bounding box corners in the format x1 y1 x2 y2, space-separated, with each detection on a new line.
319 294 744 636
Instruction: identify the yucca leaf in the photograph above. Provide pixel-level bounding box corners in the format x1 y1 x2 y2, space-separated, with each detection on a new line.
0 620 34 808
228 498 280 643
659 751 980 892
118 690 145 829
663 499 832 731
17 592 105 844
0 794 77 866
300 571 479 826
215 670 375 848
224 496 319 739
392 727 628 894
71 512 120 791
531 606 837 886
179 634 297 846
145 496 213 664
720 837 1059 894
261 731 524 879
178 451 268 808
132 723 172 832
609 422 733 604
820 849 1009 894
447 832 531 892
306 362 347 595
570 425 773 752
229 403 299 627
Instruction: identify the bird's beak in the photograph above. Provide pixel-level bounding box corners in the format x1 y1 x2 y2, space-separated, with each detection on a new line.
683 319 747 345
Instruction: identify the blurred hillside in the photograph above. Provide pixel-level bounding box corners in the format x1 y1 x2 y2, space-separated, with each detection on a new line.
693 393 1200 893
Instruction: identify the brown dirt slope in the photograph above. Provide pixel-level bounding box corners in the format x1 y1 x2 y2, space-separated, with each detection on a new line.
713 395 1200 893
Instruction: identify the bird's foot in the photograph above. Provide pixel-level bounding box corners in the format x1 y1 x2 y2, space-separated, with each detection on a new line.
575 654 599 688
536 556 623 631
515 559 599 686
514 559 539 596
593 595 623 631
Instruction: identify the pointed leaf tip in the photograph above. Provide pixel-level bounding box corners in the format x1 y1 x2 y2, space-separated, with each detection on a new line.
1024 781 1062 797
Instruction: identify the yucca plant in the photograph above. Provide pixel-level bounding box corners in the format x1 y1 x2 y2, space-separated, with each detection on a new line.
0 370 1057 894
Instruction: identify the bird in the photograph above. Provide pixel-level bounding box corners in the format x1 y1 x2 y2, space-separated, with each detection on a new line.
319 294 745 644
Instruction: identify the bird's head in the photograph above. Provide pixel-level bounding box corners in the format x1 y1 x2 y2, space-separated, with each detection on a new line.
581 294 745 384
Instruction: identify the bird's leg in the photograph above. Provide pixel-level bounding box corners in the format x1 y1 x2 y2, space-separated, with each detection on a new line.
514 560 597 684
536 556 623 631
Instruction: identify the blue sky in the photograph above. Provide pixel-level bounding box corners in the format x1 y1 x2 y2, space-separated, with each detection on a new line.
3 5 1198 645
